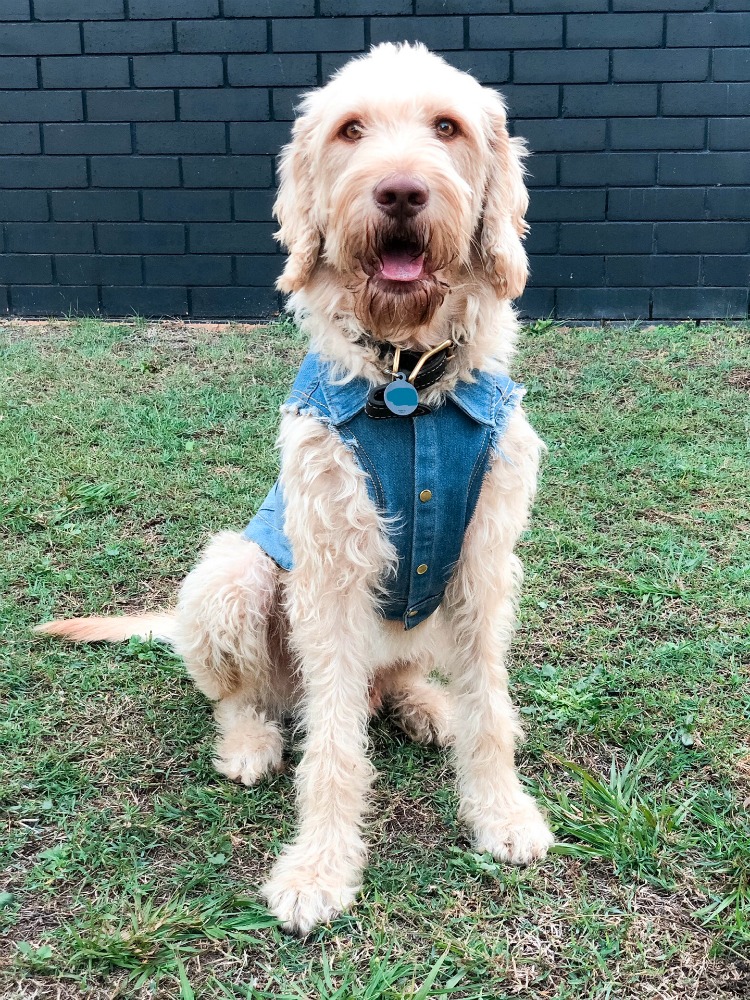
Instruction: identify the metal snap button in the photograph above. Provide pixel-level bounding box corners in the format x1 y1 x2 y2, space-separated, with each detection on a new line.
416 563 428 575
419 489 432 502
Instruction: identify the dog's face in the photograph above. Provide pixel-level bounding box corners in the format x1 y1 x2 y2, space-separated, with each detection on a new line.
274 44 529 338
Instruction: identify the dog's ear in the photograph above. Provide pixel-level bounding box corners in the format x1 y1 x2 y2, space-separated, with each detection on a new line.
274 107 321 294
478 92 530 300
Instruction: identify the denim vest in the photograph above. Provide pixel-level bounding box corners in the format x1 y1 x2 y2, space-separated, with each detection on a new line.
243 352 524 630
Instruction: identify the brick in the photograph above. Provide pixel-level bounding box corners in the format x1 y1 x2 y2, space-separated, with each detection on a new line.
608 188 705 220
143 255 232 285
321 53 363 79
605 255 699 286
705 187 750 219
273 19 364 52
35 0 124 16
0 254 53 284
418 0 509 10
51 191 140 222
0 124 40 154
191 287 279 318
667 13 750 46
527 190 605 221
6 224 94 253
370 17 463 49
710 118 750 150
0 59 38 90
560 153 657 186
0 91 82 123
441 51 510 84
0 157 86 188
182 156 272 188
567 13 663 47
234 190 276 220
42 57 129 90
611 118 705 151
526 224 558 254
102 286 188 316
130 0 219 16
500 86 558 119
323 0 409 12
469 16 562 49
91 156 180 188
235 255 284 285
514 120 606 152
0 24 80 56
0 1 30 19
515 0 605 9
230 122 291 154
11 286 99 316
272 88 305 121
180 89 269 121
0 288 7 312
0 191 49 221
133 56 224 88
514 50 609 84
177 20 266 53
84 22 174 55
137 123 226 154
652 287 747 318
701 255 750 285
55 255 142 286
661 83 750 115
656 222 750 253
659 152 750 185
97 224 185 254
525 154 557 187
614 0 708 7
143 190 231 221
562 85 658 117
226 0 313 11
228 54 317 87
516 288 555 317
714 49 750 80
612 49 709 82
43 124 132 155
190 223 276 253
716 0 750 8
528 255 604 286
87 90 176 122
560 223 653 253
558 288 650 318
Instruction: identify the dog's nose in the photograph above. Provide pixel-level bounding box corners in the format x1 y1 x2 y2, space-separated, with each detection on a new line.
373 174 429 218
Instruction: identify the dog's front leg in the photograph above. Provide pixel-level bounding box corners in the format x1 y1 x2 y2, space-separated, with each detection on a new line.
262 414 391 935
445 411 554 864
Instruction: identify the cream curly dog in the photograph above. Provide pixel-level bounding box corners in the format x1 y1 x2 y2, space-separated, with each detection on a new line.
38 43 554 935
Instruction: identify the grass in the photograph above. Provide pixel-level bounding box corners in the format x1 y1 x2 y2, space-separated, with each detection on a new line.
1 316 749 999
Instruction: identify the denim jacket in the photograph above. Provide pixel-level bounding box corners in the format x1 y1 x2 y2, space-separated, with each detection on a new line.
243 352 524 630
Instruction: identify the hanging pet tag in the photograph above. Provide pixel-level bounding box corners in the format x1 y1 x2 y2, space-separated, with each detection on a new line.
383 374 419 416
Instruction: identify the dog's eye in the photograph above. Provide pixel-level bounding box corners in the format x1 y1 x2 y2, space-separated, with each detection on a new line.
340 120 365 141
435 118 459 139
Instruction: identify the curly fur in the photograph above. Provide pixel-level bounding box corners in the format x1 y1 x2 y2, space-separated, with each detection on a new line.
36 43 553 936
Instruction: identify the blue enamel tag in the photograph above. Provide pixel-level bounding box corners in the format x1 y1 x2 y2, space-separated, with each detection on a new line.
384 376 419 416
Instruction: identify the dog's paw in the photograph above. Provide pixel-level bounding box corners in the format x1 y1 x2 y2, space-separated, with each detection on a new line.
390 680 453 747
262 865 359 936
472 796 554 865
213 725 283 787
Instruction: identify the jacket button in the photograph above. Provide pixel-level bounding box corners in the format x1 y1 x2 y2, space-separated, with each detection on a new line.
419 489 432 502
416 563 428 575
407 609 418 617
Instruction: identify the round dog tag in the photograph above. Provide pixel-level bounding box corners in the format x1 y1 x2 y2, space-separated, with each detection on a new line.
384 375 419 416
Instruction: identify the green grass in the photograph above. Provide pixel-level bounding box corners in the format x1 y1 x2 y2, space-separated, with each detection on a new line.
1 317 749 999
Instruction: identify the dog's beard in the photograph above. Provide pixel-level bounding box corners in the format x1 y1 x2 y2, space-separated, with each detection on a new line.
349 218 451 337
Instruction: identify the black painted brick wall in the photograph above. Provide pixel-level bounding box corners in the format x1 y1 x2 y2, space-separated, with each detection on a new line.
1 2 748 321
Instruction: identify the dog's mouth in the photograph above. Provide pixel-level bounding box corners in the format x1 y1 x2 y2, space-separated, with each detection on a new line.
377 238 426 283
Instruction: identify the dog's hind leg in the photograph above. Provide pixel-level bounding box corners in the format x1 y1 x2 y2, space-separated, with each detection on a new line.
373 661 453 747
174 531 290 786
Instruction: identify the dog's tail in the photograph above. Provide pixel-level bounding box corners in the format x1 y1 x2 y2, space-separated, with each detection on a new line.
34 612 177 644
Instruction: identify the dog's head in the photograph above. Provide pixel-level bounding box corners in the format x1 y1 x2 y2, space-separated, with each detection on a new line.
274 43 528 339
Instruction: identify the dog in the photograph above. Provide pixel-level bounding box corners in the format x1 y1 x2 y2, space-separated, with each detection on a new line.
37 43 554 935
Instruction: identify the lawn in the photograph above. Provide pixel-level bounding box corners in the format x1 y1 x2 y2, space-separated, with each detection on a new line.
1 317 748 999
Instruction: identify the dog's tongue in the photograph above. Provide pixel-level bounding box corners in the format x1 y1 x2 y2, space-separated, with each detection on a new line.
380 248 424 282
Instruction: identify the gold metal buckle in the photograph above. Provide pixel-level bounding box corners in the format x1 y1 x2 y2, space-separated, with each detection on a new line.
407 340 454 384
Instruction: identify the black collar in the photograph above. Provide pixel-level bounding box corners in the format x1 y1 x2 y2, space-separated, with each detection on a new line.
365 339 454 419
